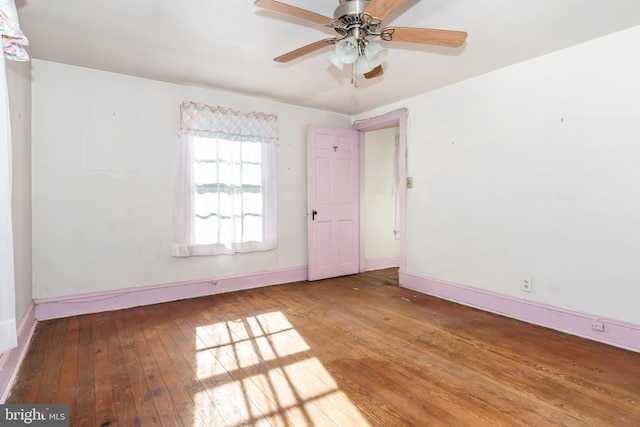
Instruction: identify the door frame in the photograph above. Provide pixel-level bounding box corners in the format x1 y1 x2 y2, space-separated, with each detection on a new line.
353 108 408 273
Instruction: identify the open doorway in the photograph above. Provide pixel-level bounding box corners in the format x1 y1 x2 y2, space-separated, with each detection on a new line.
362 125 400 270
353 108 408 273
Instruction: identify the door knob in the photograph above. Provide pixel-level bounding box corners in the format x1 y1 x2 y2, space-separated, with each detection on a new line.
312 209 318 220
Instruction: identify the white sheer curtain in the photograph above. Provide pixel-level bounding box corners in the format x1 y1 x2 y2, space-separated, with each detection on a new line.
0 0 28 355
173 102 277 256
0 44 16 355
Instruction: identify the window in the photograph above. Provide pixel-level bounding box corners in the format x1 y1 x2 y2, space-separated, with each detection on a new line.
173 102 277 256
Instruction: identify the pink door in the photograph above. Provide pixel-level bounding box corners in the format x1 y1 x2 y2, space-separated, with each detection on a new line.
307 125 359 281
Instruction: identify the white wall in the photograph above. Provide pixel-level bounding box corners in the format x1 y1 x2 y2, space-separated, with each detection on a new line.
7 60 32 325
31 60 350 299
364 127 400 260
355 25 640 325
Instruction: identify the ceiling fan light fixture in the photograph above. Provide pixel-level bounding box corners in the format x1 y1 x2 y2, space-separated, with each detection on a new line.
327 52 345 71
355 54 374 74
255 0 468 85
335 36 359 64
363 41 387 68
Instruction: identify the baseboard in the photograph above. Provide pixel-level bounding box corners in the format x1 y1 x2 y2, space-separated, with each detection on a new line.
0 301 36 403
35 266 308 321
399 271 640 353
365 255 400 271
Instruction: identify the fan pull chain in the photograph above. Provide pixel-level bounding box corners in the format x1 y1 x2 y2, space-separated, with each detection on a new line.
351 62 358 88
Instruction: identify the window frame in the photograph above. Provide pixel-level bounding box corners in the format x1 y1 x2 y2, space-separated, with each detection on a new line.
173 102 277 257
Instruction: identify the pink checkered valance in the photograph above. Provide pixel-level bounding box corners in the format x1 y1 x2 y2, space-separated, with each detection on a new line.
180 101 278 144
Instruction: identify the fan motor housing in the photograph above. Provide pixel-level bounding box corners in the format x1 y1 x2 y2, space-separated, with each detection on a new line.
334 0 370 21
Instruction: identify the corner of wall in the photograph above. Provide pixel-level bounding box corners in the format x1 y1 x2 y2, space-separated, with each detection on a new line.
7 58 33 326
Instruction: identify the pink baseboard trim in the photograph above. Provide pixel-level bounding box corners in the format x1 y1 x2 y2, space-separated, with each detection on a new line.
365 255 400 271
399 271 640 353
35 266 308 321
0 301 37 403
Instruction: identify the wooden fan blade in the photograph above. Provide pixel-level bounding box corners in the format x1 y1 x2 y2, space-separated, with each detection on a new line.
364 0 407 20
254 0 332 26
274 39 336 63
364 65 384 79
388 27 467 47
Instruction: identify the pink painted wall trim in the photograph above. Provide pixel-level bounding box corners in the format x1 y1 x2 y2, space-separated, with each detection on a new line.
365 256 400 271
35 267 308 321
0 301 36 403
400 271 640 353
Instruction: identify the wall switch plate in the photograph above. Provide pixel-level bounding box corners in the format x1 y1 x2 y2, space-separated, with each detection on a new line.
406 177 413 188
521 276 532 292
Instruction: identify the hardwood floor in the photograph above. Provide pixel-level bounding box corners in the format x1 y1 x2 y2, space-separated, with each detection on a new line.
7 269 640 426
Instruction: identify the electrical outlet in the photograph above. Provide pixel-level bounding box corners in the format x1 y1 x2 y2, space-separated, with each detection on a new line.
591 320 605 332
521 276 532 292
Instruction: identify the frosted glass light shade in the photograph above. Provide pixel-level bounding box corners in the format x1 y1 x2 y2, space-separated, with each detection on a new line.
356 55 374 74
364 42 388 68
327 53 344 71
335 37 359 64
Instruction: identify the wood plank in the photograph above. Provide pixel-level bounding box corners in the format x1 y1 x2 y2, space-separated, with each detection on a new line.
103 310 138 425
73 315 95 427
35 317 68 404
128 306 185 427
114 310 162 425
91 312 120 426
56 316 79 424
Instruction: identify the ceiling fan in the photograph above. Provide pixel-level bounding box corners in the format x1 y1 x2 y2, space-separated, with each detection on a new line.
254 0 468 85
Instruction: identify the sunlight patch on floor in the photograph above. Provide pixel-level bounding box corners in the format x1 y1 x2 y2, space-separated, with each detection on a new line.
194 311 371 426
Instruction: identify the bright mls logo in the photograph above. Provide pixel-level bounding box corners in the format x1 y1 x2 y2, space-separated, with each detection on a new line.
1 404 69 426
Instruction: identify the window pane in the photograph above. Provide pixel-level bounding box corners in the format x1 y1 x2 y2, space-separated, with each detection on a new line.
242 163 261 186
195 216 219 245
219 217 234 246
243 214 263 242
191 136 269 249
195 192 219 216
194 137 217 159
242 141 261 162
194 160 217 184
242 192 262 216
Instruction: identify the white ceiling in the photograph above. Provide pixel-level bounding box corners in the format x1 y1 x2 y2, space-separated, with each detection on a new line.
16 0 640 115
